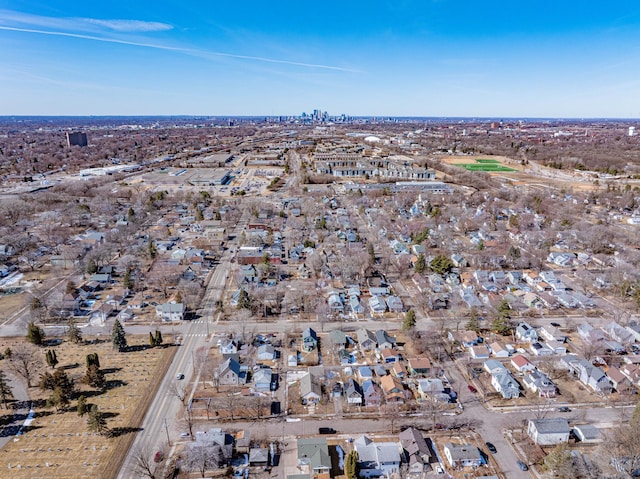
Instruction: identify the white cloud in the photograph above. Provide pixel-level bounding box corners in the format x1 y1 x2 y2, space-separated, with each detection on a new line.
0 26 360 72
0 9 172 33
82 19 172 32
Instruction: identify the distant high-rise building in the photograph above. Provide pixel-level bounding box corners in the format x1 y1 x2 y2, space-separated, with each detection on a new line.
629 126 636 137
66 131 88 147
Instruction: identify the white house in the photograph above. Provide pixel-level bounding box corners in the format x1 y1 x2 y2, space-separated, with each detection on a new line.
443 443 483 468
528 418 570 445
155 302 185 321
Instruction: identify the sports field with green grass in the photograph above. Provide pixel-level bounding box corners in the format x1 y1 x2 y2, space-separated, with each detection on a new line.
458 158 516 172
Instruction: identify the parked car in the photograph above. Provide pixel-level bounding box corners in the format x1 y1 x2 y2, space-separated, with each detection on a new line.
486 442 497 454
557 406 571 412
468 384 478 393
318 427 336 434
517 460 529 471
154 451 165 463
435 464 444 474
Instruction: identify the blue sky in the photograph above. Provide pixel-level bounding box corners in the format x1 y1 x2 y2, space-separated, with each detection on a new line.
2 1 640 117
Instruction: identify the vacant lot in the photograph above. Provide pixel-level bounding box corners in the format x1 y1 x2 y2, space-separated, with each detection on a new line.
0 335 174 479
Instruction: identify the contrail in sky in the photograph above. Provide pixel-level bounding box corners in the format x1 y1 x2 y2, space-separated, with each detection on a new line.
0 26 359 73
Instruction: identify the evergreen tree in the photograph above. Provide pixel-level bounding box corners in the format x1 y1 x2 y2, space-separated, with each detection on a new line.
403 309 417 331
26 321 45 346
123 268 134 290
86 405 108 436
86 353 100 369
77 395 88 416
111 319 127 352
45 349 58 369
237 289 251 310
345 451 359 479
67 319 82 344
414 254 426 274
0 371 14 409
147 240 157 260
83 364 105 390
430 255 454 275
86 258 98 275
149 331 156 347
155 330 163 346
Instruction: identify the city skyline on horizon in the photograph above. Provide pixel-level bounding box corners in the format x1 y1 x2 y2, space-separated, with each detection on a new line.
2 1 640 118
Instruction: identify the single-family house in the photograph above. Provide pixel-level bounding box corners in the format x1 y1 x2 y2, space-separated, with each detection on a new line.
392 362 407 379
399 427 432 474
448 330 480 348
469 345 490 360
378 348 400 364
362 379 383 406
602 321 635 344
528 418 570 445
358 366 373 380
368 295 387 314
516 322 538 342
408 358 432 376
354 436 401 478
530 341 554 356
297 438 331 474
253 367 272 392
443 443 483 468
219 339 238 355
484 359 507 375
575 360 613 394
155 302 185 321
303 328 318 352
523 370 556 397
491 371 520 399
539 325 567 343
606 366 635 394
620 363 640 386
386 295 404 313
358 329 377 351
511 354 535 373
417 378 444 399
489 341 510 358
299 372 322 403
328 292 344 312
349 296 365 314
345 378 363 405
217 358 246 386
257 344 276 361
380 375 405 403
330 330 348 350
375 330 396 350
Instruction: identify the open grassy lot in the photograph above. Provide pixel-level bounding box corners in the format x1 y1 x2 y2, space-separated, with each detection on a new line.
0 335 175 479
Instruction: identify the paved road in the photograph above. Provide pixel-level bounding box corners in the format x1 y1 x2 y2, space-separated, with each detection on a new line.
117 211 249 478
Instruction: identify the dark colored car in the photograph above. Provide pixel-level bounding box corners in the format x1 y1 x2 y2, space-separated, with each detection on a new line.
550 322 561 327
485 442 497 454
468 384 478 393
557 406 571 412
517 460 529 471
318 427 336 434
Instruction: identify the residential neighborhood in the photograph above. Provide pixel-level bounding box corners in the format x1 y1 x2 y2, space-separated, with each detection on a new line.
1 117 640 479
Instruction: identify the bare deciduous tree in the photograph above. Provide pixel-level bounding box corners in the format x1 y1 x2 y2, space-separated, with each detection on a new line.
132 445 165 479
7 343 43 388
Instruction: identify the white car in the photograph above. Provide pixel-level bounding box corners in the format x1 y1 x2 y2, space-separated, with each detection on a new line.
176 373 185 380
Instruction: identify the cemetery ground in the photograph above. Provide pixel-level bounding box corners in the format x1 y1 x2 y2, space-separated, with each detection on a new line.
0 334 175 479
